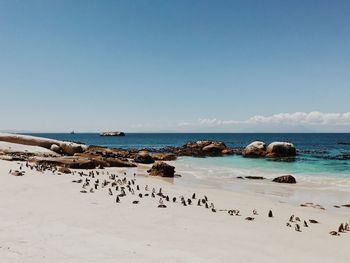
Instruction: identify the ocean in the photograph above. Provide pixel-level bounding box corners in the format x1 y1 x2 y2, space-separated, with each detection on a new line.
27 133 350 186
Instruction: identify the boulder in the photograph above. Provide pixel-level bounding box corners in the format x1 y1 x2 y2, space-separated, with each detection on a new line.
242 141 267 157
266 142 296 158
11 170 24 176
58 167 72 174
32 156 97 169
245 176 265 180
0 133 87 156
202 143 226 152
176 140 233 157
272 175 296 184
147 162 175 177
104 157 137 167
50 144 62 154
152 153 177 161
134 151 154 164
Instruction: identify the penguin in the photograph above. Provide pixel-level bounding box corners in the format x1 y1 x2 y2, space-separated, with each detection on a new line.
345 223 349 231
145 185 149 191
192 193 196 199
94 183 98 190
295 217 301 222
204 195 208 202
205 203 209 209
187 199 192 205
197 199 201 206
268 210 273 218
289 215 294 222
304 220 308 227
309 219 319 224
139 193 143 198
166 196 170 202
245 217 254 221
90 188 94 193
253 209 258 215
212 208 217 213
286 222 291 227
295 224 301 232
152 192 155 198
132 200 139 204
338 223 344 233
108 188 113 196
137 185 140 191
172 197 176 203
116 185 119 191
116 196 120 203
329 231 339 236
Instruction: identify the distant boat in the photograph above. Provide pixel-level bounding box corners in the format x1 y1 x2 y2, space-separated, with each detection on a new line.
70 131 75 134
100 131 125 136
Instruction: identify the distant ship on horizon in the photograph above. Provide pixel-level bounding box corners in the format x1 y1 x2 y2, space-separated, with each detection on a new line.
100 131 125 136
70 131 75 134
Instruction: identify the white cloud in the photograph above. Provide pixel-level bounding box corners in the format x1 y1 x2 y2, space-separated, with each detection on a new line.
172 112 350 132
245 112 350 125
196 112 350 127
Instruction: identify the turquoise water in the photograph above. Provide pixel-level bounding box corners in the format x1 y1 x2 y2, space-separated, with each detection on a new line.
28 133 350 180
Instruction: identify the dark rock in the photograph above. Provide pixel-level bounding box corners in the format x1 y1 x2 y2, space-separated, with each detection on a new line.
147 162 175 177
134 151 154 164
58 167 72 174
11 170 24 176
272 175 296 184
245 176 264 180
152 153 177 161
266 142 296 158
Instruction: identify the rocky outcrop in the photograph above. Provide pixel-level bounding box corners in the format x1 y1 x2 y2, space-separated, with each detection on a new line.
272 175 296 184
242 141 267 157
152 153 177 161
172 141 233 157
0 141 60 157
134 151 155 164
266 142 296 158
0 133 87 156
147 162 175 177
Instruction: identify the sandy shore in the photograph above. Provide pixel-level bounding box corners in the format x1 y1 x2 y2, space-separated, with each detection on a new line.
1 159 349 263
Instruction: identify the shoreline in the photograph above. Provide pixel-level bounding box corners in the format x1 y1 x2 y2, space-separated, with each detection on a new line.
1 159 349 262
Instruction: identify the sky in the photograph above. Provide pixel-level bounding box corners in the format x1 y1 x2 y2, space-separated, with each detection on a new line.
0 0 349 132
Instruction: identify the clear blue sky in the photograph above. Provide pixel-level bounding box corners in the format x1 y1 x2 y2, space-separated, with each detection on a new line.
1 0 349 132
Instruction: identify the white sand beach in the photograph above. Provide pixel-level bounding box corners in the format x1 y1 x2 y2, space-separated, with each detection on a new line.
1 159 349 263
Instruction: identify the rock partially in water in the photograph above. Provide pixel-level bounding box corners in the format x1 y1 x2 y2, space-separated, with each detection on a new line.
242 141 267 157
272 175 296 184
173 140 233 157
266 142 296 158
147 162 175 177
245 176 265 180
152 153 177 161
